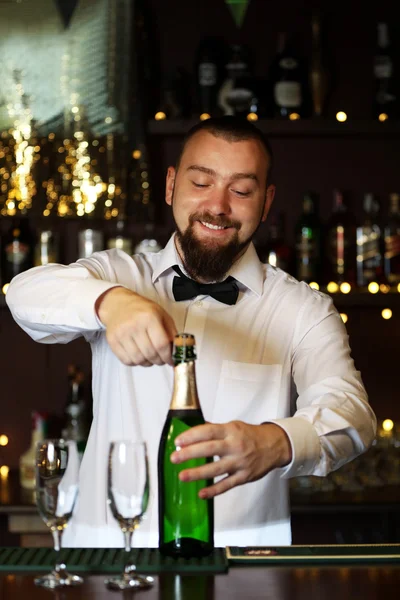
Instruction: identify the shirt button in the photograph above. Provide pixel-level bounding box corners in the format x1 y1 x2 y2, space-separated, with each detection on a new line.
195 300 203 307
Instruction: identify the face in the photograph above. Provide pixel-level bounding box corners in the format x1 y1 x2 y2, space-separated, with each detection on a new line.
165 130 275 281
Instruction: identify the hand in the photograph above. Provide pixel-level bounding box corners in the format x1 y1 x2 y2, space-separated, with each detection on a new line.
170 421 292 499
96 287 177 367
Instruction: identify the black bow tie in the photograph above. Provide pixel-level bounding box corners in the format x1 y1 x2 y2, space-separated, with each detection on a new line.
172 265 239 305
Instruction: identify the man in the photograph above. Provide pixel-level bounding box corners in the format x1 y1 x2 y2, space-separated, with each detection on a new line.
6 116 376 548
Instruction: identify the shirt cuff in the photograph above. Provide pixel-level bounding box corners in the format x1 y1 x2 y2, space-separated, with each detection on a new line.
266 416 321 478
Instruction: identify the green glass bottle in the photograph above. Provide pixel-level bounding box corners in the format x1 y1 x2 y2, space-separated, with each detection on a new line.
158 333 214 558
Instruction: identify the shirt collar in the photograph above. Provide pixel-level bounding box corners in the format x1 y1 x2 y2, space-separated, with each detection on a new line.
152 233 264 297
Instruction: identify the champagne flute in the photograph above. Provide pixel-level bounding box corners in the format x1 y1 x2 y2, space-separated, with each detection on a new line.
105 440 154 590
35 439 83 588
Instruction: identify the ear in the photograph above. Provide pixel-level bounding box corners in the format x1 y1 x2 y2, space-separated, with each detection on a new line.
165 166 176 206
261 184 276 222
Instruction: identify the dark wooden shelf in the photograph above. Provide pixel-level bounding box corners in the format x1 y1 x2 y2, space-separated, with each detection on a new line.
148 118 400 139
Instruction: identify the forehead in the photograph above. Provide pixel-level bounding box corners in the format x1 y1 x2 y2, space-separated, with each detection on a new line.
180 130 270 175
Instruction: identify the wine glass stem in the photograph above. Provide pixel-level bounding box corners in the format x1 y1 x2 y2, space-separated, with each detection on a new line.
52 528 66 575
123 531 136 576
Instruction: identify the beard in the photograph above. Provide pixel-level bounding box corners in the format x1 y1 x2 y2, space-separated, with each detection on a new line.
175 211 252 282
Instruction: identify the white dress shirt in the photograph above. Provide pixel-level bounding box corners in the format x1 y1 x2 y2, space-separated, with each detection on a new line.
6 234 376 548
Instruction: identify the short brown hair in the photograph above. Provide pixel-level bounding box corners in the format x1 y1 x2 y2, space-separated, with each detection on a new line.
175 115 274 184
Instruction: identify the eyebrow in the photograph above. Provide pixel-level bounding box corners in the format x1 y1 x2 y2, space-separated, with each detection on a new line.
187 164 259 184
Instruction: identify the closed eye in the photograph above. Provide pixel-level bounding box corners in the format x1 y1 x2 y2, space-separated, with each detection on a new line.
233 190 251 197
192 182 209 188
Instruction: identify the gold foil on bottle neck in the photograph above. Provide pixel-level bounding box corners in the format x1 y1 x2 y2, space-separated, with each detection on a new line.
170 361 200 410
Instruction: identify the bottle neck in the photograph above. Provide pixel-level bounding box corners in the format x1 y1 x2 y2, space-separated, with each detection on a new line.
170 361 200 410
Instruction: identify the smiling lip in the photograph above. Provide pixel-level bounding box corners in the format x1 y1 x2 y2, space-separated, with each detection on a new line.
197 221 235 234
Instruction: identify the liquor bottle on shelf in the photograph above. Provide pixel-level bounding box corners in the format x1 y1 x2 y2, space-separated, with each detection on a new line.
61 366 89 461
78 226 104 259
194 36 226 118
294 192 322 283
19 410 48 490
34 230 60 266
383 192 400 285
133 223 163 254
269 32 309 119
218 43 259 118
107 216 133 255
325 189 357 286
0 218 35 287
309 10 330 117
356 193 383 287
159 67 193 119
261 211 292 273
373 22 397 120
158 333 214 558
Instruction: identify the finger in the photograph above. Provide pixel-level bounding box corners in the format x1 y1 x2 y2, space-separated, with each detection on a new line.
147 319 176 365
112 340 135 366
179 457 233 482
199 473 243 499
133 330 165 366
175 423 227 447
114 340 153 367
119 335 151 366
171 440 224 464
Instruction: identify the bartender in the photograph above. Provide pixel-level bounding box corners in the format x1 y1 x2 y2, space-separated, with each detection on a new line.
6 115 376 548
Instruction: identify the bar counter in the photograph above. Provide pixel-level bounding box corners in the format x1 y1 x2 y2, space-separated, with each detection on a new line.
1 559 400 599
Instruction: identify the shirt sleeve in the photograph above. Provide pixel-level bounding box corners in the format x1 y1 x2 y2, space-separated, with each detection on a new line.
269 287 377 478
5 252 123 344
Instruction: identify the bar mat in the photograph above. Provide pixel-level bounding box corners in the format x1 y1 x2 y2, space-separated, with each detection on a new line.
226 544 400 565
0 547 228 574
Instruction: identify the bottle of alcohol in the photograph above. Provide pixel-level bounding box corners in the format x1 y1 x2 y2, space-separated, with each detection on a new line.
158 333 214 558
269 32 309 119
262 212 292 272
19 410 48 490
133 223 162 254
1 218 35 286
384 192 400 285
61 367 88 460
218 44 258 118
107 217 132 255
373 22 397 120
34 230 60 266
294 192 322 282
356 193 383 287
325 190 357 286
194 36 226 117
78 227 104 259
309 10 330 117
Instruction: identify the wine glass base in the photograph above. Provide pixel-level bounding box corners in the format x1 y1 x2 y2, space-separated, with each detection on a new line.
104 574 154 590
34 572 83 589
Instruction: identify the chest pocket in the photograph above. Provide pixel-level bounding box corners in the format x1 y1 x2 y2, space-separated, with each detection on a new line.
212 361 282 424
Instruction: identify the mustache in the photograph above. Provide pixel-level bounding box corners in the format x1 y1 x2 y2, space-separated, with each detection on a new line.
188 212 241 230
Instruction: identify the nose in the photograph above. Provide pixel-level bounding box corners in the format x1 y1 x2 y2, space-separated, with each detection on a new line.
204 186 231 215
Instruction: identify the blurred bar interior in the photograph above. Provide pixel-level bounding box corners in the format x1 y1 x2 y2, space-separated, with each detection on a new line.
1 0 400 546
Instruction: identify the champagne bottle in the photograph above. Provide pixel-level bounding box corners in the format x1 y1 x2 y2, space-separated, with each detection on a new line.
158 333 214 558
